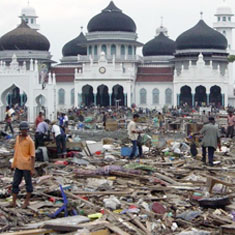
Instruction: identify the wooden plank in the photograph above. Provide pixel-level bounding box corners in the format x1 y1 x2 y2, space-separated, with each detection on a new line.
2 229 54 235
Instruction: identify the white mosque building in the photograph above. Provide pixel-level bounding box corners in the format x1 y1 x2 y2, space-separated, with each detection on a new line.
0 0 234 122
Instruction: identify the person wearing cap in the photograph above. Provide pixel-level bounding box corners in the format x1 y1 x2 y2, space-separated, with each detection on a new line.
10 121 35 208
200 117 221 166
35 119 50 149
227 111 235 138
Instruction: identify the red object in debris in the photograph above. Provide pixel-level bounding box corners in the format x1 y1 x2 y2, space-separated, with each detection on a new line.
54 161 68 165
49 197 56 203
100 209 106 214
152 202 166 214
152 178 167 186
95 151 102 155
129 205 137 209
79 196 88 201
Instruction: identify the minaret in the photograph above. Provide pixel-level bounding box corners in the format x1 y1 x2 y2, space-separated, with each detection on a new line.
213 0 235 50
19 1 40 30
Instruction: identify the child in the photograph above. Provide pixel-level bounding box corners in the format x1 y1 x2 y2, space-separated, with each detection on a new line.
10 121 35 208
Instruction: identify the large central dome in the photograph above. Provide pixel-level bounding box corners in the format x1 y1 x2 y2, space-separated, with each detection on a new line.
176 20 227 50
87 1 136 33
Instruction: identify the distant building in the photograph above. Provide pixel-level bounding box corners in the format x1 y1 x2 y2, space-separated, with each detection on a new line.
0 0 234 121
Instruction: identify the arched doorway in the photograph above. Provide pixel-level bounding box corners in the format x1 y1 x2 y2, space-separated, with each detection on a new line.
97 85 109 107
112 85 124 106
180 86 192 106
82 85 94 107
195 86 207 107
35 95 47 116
1 85 27 107
209 86 222 107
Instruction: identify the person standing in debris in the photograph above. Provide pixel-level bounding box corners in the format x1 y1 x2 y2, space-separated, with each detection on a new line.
11 121 35 208
158 112 164 130
103 112 107 128
201 110 208 124
200 117 221 166
35 119 50 149
51 121 67 158
226 111 235 138
127 114 143 159
4 106 14 135
35 112 44 128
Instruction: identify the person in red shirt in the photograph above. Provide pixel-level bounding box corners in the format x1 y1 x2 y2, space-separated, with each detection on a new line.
35 112 44 128
227 111 235 138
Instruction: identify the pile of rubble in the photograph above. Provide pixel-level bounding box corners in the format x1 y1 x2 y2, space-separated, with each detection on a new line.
0 120 235 235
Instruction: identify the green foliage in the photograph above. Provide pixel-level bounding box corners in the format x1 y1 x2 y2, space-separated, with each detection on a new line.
228 55 235 63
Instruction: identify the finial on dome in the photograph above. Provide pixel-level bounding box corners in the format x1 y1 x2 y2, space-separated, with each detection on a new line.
81 26 83 32
200 11 203 19
160 16 163 27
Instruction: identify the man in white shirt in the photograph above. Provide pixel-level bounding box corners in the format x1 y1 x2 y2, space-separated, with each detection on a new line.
51 122 66 158
127 114 142 159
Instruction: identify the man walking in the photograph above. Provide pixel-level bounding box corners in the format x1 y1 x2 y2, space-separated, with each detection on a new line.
200 117 221 166
11 121 35 208
127 114 143 159
227 111 235 138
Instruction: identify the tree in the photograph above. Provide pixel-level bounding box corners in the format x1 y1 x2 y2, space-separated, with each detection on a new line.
228 55 235 63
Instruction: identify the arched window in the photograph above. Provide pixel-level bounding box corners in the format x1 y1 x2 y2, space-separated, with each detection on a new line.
111 44 116 56
128 45 133 56
121 45 125 56
88 46 92 55
58 88 65 105
101 45 107 54
71 88 75 105
140 88 147 105
152 88 160 104
94 45 98 56
165 88 172 105
223 16 226 22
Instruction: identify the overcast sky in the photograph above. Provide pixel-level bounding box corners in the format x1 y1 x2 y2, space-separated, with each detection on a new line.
0 0 234 62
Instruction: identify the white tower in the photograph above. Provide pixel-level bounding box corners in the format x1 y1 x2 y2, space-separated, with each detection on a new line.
19 3 40 30
213 0 235 50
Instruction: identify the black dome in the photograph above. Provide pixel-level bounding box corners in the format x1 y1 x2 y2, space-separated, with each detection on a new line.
176 20 227 50
87 1 136 33
0 21 50 51
143 32 176 56
62 32 87 57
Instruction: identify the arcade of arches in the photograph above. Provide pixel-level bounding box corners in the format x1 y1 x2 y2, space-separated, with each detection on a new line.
178 85 224 107
79 84 127 107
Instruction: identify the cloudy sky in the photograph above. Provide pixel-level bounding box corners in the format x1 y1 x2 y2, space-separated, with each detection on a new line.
0 0 234 62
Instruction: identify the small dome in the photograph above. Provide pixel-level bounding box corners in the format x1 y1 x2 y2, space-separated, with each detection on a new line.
0 20 50 51
87 1 136 33
21 6 37 17
176 20 227 50
215 0 233 16
143 32 176 56
62 32 87 57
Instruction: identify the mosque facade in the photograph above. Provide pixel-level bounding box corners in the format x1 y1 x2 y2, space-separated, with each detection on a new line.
0 1 234 121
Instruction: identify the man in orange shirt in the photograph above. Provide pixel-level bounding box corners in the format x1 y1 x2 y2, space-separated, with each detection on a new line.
11 121 35 208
